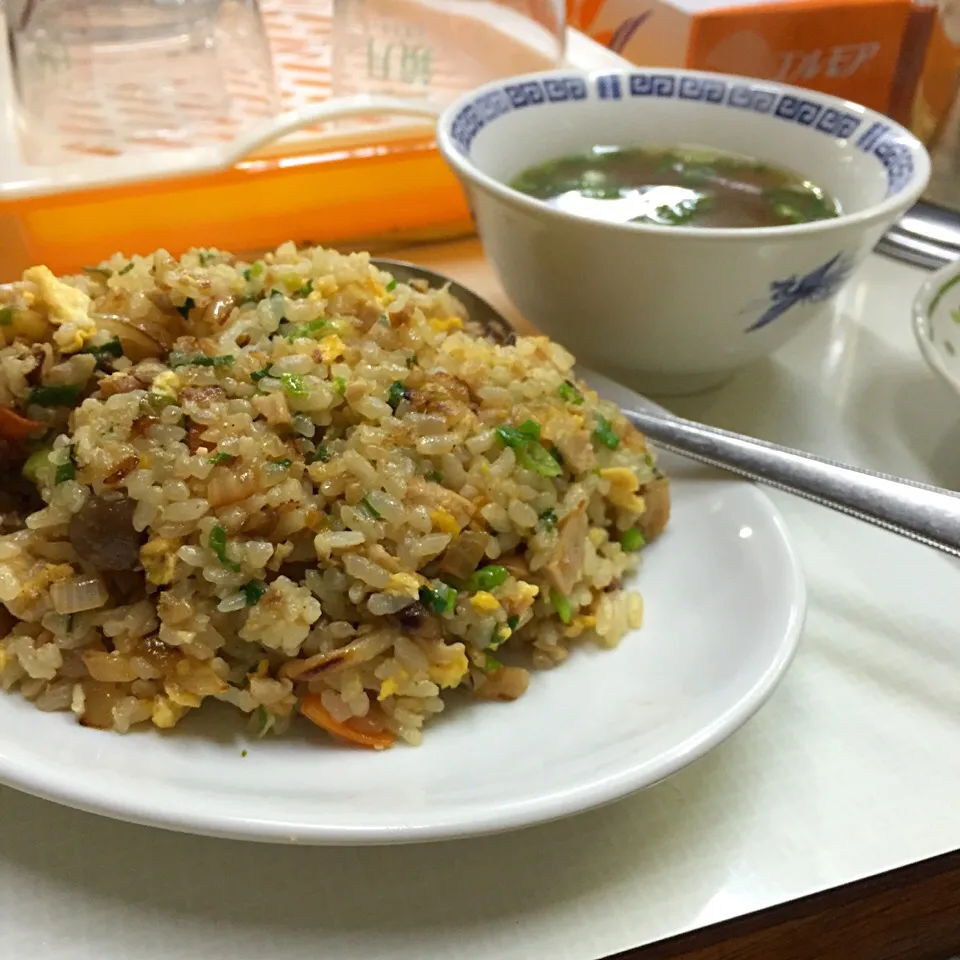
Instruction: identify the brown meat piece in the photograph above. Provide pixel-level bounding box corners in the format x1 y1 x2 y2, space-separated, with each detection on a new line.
408 373 472 419
639 476 670 542
68 495 144 571
98 374 141 399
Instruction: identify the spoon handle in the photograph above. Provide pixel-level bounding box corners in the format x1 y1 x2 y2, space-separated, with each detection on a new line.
624 408 960 558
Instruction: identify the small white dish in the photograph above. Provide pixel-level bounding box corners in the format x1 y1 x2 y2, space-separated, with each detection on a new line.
913 259 960 398
0 375 806 845
436 68 930 396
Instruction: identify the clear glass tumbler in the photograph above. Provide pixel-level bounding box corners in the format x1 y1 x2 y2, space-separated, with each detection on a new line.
8 0 279 164
331 0 567 105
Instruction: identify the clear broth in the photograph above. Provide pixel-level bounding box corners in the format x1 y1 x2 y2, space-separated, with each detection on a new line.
509 145 840 229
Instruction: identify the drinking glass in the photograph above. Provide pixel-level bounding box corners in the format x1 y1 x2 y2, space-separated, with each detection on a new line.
8 0 279 164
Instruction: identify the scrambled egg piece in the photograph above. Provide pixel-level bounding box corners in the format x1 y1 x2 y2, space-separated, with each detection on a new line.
22 265 96 353
386 572 420 598
318 334 345 364
305 275 338 299
378 676 400 701
599 467 645 513
429 645 469 689
470 591 500 613
151 695 187 729
429 316 463 333
378 668 408 701
140 537 179 586
564 614 597 639
0 305 51 347
165 684 203 709
151 370 181 400
512 580 540 614
430 508 460 535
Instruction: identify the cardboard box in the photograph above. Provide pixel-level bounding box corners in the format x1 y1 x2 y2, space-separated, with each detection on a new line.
567 0 912 112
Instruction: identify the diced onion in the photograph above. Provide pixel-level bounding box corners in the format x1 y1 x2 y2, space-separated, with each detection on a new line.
50 575 108 614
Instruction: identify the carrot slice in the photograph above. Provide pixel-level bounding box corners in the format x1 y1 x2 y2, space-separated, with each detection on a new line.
300 693 396 750
0 406 44 442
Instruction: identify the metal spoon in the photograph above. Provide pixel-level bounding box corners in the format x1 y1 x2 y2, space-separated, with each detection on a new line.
371 258 960 559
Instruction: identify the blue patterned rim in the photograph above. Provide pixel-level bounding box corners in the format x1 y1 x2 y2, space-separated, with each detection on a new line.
443 70 925 200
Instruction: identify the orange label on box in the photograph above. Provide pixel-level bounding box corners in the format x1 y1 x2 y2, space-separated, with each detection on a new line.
568 0 912 113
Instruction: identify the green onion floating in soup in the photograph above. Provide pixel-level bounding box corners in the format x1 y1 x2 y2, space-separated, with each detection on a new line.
509 145 840 229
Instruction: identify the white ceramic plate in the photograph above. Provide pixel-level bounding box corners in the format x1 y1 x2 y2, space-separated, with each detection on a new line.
0 375 806 845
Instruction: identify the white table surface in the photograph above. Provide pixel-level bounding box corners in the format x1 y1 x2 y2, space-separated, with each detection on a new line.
3 242 959 960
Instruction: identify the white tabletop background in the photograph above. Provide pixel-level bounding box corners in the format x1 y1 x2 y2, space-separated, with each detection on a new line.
2 245 959 960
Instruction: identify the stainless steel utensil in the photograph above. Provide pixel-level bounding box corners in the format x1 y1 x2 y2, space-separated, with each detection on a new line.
372 257 960 559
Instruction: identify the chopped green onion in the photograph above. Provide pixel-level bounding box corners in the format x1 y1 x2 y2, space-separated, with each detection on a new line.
425 470 442 483
269 458 293 470
147 391 177 409
28 384 82 407
241 749 248 758
406 354 418 368
285 318 332 341
483 652 502 673
243 261 265 281
467 565 508 593
333 376 346 395
80 336 124 369
270 289 284 299
593 415 620 450
385 278 397 292
516 444 562 477
242 580 267 605
550 590 573 624
176 297 196 319
208 452 234 465
81 335 123 358
558 381 584 405
495 420 541 447
251 366 271 383
168 352 234 369
620 528 646 552
293 280 314 299
539 508 557 529
489 622 510 650
255 704 273 737
360 495 381 519
0 307 13 326
22 448 51 485
507 615 520 630
118 262 135 276
208 525 241 572
83 265 112 278
55 457 76 484
197 251 216 265
309 445 330 464
418 580 458 615
279 373 308 398
387 380 407 411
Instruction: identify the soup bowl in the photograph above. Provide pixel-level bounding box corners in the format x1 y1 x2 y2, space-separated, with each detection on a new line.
436 68 930 395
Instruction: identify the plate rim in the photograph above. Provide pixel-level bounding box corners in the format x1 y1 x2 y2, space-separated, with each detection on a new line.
0 375 807 845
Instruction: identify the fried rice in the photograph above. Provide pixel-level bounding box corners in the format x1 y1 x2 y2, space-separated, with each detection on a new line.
0 243 669 748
